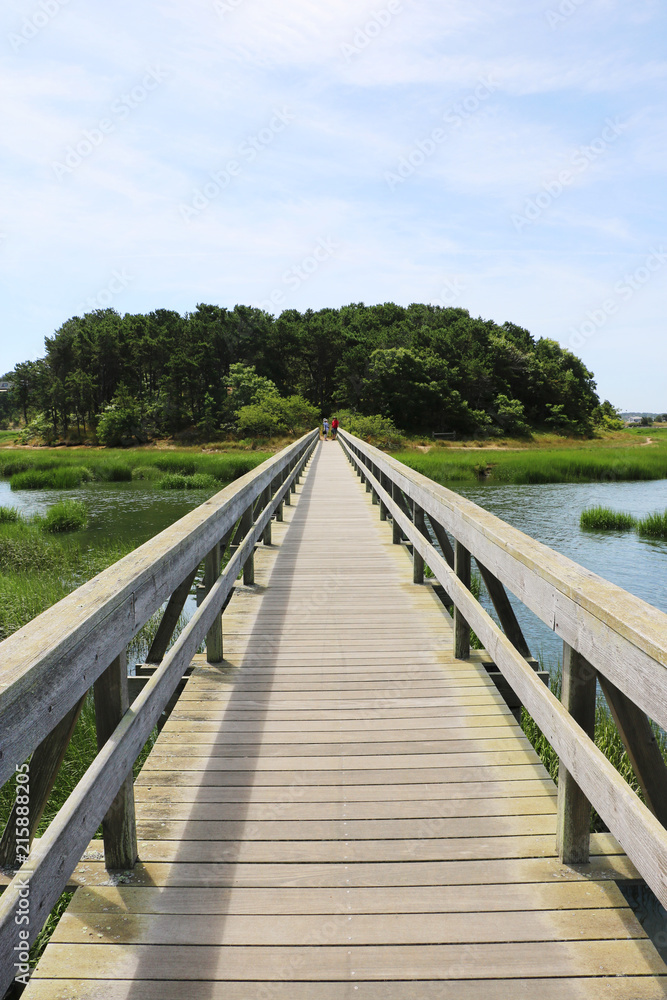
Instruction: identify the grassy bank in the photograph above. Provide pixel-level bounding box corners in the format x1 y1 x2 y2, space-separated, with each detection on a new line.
0 447 272 492
393 432 667 485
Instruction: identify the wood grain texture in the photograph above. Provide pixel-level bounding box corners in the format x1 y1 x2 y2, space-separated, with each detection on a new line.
22 440 667 997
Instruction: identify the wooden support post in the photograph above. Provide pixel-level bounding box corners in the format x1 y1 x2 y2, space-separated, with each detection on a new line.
379 473 388 521
413 502 425 584
262 486 272 545
597 674 667 828
557 643 596 864
240 503 255 585
290 460 297 493
454 540 471 660
205 542 223 663
284 466 291 505
146 567 198 665
392 482 403 544
426 513 455 567
475 560 533 660
93 650 138 870
0 697 85 867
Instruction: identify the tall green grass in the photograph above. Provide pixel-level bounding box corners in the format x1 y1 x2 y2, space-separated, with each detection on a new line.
1 448 271 491
38 499 88 533
393 443 667 485
10 467 85 490
158 472 219 491
580 507 636 531
637 510 667 539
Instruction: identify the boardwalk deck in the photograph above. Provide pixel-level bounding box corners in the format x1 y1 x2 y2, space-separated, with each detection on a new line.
25 442 667 998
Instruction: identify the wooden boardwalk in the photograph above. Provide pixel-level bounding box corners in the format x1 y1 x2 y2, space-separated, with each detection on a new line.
25 442 667 998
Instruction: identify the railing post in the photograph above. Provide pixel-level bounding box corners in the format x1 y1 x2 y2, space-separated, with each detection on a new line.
0 698 85 867
93 649 138 870
283 465 291 506
379 473 388 521
413 502 425 584
205 542 223 663
392 482 403 544
241 503 255 585
557 642 596 864
290 459 297 494
262 485 272 545
454 540 471 660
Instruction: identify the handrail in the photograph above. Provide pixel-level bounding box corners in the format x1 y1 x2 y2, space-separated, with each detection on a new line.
0 429 318 992
338 428 667 911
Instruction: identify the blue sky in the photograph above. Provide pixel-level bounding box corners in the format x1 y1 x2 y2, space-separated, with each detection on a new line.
1 0 666 409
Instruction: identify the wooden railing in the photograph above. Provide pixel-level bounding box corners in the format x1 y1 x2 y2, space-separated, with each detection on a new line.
338 429 667 908
0 430 318 990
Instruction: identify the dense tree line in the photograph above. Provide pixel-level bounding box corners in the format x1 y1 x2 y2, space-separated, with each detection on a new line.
1 302 607 439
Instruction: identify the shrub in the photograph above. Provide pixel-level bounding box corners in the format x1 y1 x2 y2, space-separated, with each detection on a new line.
235 393 319 438
637 510 667 539
580 507 636 531
96 384 142 446
39 500 88 533
335 411 404 449
10 467 84 490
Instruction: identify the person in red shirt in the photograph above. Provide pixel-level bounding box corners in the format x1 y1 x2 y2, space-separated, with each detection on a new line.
331 417 339 440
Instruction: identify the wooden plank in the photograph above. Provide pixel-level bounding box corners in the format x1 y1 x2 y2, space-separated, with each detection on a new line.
557 643 596 864
32 940 667 980
22 979 667 1000
51 907 644 946
66 879 629 915
0 430 318 784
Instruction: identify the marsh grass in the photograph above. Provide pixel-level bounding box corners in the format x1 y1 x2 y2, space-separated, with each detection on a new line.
158 472 219 490
580 507 636 531
637 510 667 540
1 448 271 492
393 440 667 485
0 506 20 523
37 499 88 533
10 467 85 490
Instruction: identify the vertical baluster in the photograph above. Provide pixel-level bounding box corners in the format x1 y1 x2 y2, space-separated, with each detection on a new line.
392 482 403 544
557 643 596 863
262 485 272 545
241 502 255 585
205 542 223 663
93 649 138 870
413 502 425 584
454 540 471 660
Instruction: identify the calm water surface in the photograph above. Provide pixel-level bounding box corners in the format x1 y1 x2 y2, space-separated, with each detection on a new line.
455 479 667 671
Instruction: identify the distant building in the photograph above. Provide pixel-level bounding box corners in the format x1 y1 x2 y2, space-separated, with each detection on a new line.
0 381 11 393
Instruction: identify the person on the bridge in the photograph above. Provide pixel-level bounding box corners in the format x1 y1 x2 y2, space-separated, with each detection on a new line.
331 416 339 440
322 418 329 440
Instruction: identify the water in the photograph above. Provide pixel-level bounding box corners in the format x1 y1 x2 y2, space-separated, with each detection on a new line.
0 478 218 549
454 479 667 672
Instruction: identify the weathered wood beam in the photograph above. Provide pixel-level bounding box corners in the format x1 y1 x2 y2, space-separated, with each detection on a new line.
598 674 667 828
454 541 471 660
0 698 85 868
145 568 198 665
556 644 597 864
93 650 138 871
